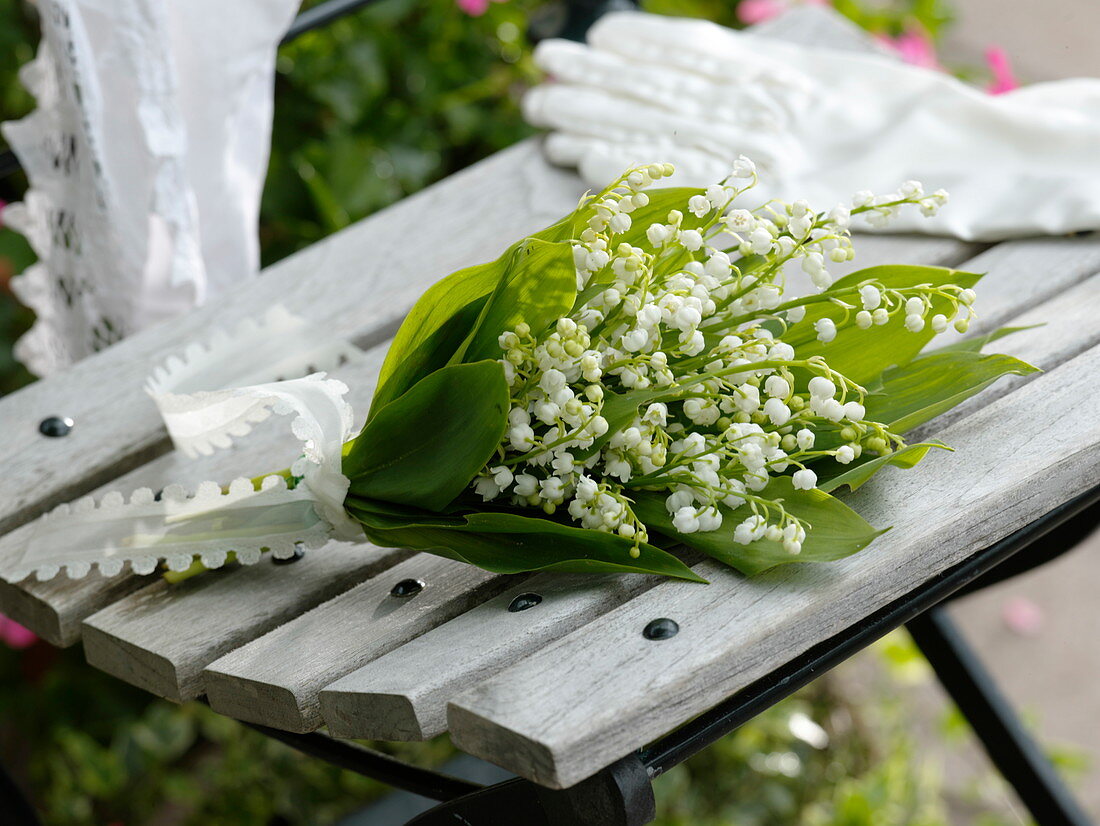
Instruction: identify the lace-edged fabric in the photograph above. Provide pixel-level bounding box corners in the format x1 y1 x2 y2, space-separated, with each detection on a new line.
1 0 206 376
2 1 149 375
7 311 365 582
1 0 300 376
13 477 333 582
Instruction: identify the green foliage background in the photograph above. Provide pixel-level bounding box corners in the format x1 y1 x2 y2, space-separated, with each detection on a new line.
0 0 1040 824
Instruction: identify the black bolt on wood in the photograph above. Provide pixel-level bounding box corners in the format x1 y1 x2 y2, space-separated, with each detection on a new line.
38 416 74 437
643 618 679 640
391 578 424 598
508 593 543 612
273 544 306 565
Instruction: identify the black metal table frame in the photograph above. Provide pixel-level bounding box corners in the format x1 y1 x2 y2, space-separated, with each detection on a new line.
2 0 1097 823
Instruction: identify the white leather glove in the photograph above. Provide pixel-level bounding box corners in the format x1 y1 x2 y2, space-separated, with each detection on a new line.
524 12 1100 241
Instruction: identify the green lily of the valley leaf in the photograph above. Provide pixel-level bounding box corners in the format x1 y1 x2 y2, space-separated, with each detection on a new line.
781 265 982 385
369 214 577 416
452 238 577 364
344 494 469 527
370 185 714 415
865 350 1038 434
345 361 509 511
370 259 506 417
816 441 951 493
922 325 1038 356
633 477 886 577
345 502 706 582
370 185 715 416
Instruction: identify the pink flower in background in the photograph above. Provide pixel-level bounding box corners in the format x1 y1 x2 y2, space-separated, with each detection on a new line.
875 31 1020 96
1001 595 1044 636
986 46 1020 94
880 28 942 70
737 0 785 24
456 0 507 16
737 0 829 26
0 613 36 649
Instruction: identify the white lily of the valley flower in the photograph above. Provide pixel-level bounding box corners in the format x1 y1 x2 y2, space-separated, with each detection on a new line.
479 163 956 553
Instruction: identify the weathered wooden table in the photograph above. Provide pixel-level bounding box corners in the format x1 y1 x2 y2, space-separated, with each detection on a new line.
2 8 1099 825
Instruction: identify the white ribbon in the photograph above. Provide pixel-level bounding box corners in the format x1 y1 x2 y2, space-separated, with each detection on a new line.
10 307 365 582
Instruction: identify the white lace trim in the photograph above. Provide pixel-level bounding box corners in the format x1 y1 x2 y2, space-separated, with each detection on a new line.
1 0 301 375
9 322 364 581
145 304 362 457
11 476 332 582
0 0 205 376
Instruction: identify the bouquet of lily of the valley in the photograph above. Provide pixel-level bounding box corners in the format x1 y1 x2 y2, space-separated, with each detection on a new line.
14 160 1036 585
334 160 1033 582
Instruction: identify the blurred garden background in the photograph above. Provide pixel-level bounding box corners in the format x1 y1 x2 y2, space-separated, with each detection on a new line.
0 0 1096 823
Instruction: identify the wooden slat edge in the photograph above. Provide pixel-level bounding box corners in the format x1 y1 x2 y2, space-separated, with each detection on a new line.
82 543 411 702
202 555 520 733
317 572 662 741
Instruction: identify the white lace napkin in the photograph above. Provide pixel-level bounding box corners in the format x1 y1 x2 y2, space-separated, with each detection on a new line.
525 12 1100 241
1 0 301 376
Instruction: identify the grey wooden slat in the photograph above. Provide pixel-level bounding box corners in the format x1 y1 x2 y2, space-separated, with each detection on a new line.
318 572 664 741
202 555 519 733
0 559 149 651
0 140 582 542
82 542 410 703
447 340 1100 788
0 346 387 646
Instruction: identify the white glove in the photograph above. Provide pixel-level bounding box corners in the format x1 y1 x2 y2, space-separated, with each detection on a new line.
524 12 1100 241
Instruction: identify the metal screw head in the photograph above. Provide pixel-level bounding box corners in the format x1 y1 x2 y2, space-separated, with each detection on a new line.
391 578 424 598
508 593 543 613
273 545 305 565
643 618 679 640
39 416 74 437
